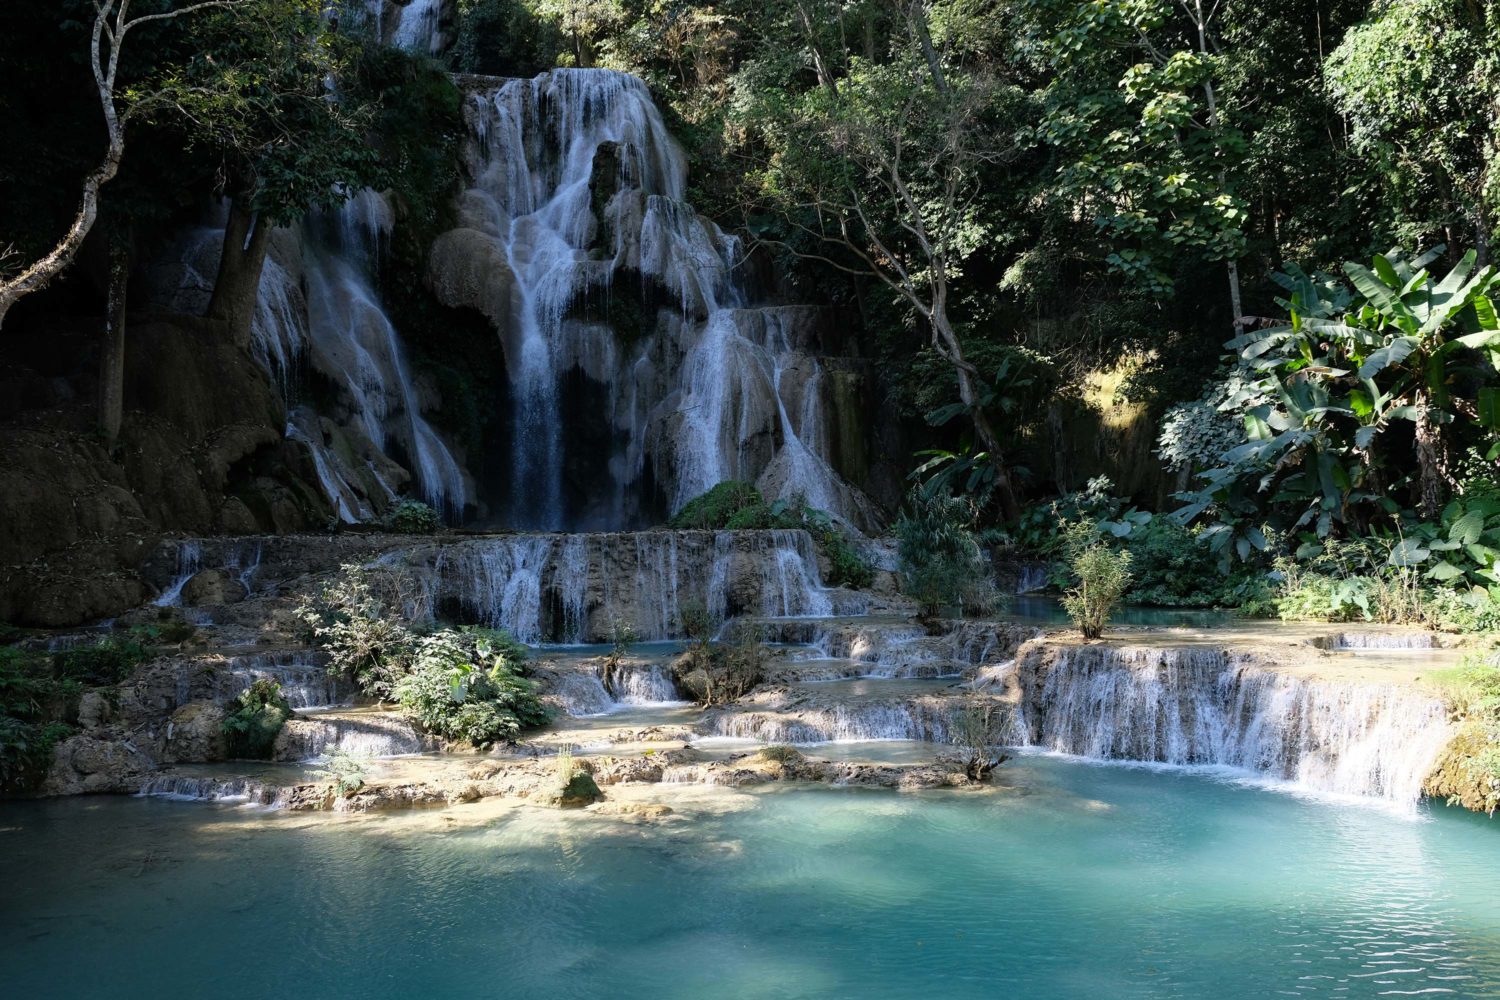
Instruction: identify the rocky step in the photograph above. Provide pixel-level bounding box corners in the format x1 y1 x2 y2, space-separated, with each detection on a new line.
136 746 987 813
272 710 434 761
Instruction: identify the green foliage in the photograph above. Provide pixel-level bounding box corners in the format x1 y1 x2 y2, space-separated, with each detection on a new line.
672 621 766 707
1034 0 1248 296
1177 246 1500 562
52 634 156 686
1062 528 1134 639
312 747 369 800
895 488 999 617
669 483 874 589
604 616 639 672
1325 0 1498 253
0 628 176 793
221 679 292 759
297 564 423 699
1125 519 1255 609
393 629 548 747
385 499 442 534
1267 537 1499 630
1012 476 1151 557
669 481 764 529
451 0 561 75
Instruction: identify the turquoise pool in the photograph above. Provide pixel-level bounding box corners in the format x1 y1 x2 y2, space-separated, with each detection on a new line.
3 755 1497 999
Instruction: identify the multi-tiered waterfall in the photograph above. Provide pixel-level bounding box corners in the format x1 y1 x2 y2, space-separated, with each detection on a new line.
430 69 874 529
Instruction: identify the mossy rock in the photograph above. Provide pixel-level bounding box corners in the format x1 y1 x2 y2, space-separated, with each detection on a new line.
752 745 804 765
556 771 605 808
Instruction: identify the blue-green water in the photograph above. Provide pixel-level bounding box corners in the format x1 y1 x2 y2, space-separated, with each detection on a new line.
3 756 1498 999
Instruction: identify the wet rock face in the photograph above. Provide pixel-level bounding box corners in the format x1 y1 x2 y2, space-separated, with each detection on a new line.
181 569 247 607
159 700 228 764
42 735 153 796
1424 721 1500 816
0 317 329 627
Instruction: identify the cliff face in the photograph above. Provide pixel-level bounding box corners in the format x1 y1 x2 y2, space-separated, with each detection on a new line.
0 316 329 626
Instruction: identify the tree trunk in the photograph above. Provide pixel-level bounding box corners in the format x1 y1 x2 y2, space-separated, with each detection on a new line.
99 229 131 444
907 2 950 95
1414 396 1448 520
933 308 1022 521
207 197 273 346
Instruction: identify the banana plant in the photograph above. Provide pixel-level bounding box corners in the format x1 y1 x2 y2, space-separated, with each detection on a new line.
1178 246 1500 560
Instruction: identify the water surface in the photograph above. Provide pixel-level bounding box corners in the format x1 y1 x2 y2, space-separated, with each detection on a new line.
3 757 1497 999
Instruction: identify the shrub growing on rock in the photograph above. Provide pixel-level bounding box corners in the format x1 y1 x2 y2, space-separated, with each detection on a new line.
672 622 766 706
386 499 441 534
221 679 292 759
297 564 424 699
670 482 875 589
393 632 547 747
313 748 369 802
1063 526 1133 639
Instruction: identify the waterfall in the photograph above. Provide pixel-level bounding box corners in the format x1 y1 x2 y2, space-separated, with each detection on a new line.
545 661 685 716
153 541 202 607
275 713 430 760
390 0 443 54
137 774 288 806
703 697 960 744
153 192 469 522
224 651 350 711
1015 644 1455 804
285 408 373 524
302 193 468 516
413 529 851 643
447 69 871 529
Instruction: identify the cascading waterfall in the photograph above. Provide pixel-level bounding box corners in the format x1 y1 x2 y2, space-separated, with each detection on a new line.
449 69 869 528
301 193 468 515
153 540 202 607
1015 644 1455 804
414 529 853 643
545 662 685 717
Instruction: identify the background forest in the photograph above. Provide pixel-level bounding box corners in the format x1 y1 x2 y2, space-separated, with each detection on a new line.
3 0 1500 631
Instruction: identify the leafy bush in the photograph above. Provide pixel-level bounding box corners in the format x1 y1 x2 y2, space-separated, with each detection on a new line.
1175 247 1500 562
393 630 547 747
1013 476 1151 557
669 481 765 529
1125 520 1254 608
895 489 998 617
672 622 766 706
297 564 423 699
222 679 292 759
53 634 155 686
0 716 71 794
1063 528 1134 639
386 499 441 534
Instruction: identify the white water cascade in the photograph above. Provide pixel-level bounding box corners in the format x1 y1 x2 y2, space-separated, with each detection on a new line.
300 192 469 516
407 528 861 644
440 69 872 529
1013 644 1455 805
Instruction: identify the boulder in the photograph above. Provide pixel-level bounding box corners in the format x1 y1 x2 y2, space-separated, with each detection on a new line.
159 700 228 763
42 735 153 796
181 568 248 607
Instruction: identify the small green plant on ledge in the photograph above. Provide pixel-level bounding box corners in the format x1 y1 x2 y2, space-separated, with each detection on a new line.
1062 524 1133 639
385 499 441 534
314 748 370 802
